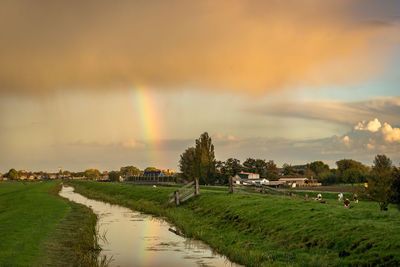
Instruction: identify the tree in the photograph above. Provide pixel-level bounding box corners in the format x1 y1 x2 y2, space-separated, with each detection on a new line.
179 147 196 181
367 155 394 211
6 168 19 180
144 167 159 172
222 158 242 177
336 159 369 184
84 169 101 180
265 160 279 180
307 161 329 178
108 171 120 182
282 163 296 176
243 158 257 173
392 166 400 209
120 166 141 177
194 132 216 184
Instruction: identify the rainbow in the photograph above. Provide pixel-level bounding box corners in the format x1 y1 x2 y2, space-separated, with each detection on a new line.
131 86 161 166
136 218 161 266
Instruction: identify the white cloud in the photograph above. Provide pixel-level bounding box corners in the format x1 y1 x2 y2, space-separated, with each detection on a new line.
382 122 400 142
354 118 382 132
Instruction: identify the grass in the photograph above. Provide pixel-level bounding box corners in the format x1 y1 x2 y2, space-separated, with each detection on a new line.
0 181 99 266
69 181 400 266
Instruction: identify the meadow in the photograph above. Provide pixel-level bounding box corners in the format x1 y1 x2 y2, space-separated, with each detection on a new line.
0 181 99 266
69 181 400 267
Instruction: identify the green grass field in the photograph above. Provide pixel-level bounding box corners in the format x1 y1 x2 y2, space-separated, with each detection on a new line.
0 181 98 266
69 181 400 267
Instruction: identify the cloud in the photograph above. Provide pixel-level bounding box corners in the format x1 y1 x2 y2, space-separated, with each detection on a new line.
353 118 400 143
342 136 350 146
0 0 399 95
213 133 237 142
247 97 400 126
122 139 145 149
366 143 375 150
382 122 400 142
354 118 382 132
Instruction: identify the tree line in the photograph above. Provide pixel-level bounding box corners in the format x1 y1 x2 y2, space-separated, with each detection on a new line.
1 166 167 182
179 132 400 211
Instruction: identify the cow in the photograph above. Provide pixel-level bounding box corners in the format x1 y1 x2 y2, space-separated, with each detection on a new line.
344 198 350 207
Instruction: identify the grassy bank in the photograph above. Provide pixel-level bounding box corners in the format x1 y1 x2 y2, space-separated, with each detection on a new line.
0 181 99 266
69 181 400 266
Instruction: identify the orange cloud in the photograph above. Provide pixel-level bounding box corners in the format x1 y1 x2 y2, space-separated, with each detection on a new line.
0 0 399 95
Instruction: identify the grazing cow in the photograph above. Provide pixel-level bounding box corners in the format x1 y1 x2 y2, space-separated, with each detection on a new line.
353 194 358 203
338 193 343 201
344 198 350 207
317 193 322 201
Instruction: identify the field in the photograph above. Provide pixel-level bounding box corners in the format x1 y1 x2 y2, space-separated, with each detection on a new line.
69 181 400 267
0 181 99 266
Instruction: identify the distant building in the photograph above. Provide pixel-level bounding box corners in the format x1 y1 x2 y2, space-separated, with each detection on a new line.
269 180 285 186
251 178 270 185
236 172 260 180
279 177 308 186
233 172 261 185
143 170 165 178
278 177 322 187
162 169 175 176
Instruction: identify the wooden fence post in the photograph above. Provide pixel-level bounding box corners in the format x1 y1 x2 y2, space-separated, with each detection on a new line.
175 190 180 206
261 186 266 194
229 176 233 194
195 178 200 196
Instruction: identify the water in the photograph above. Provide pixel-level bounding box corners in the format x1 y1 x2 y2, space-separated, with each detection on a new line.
59 186 240 267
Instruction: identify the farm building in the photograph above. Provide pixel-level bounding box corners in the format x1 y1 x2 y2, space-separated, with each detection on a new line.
251 178 270 185
279 177 308 185
237 172 260 180
278 177 321 187
233 172 263 185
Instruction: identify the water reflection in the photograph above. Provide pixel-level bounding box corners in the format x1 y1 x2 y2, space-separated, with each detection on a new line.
59 186 240 267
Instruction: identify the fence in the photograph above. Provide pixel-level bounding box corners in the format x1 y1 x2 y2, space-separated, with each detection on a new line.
128 175 176 185
168 179 199 206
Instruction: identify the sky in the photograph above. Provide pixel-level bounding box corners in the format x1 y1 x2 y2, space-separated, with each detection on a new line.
1 0 400 173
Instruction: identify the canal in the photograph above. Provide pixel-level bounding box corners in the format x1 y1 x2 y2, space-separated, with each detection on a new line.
59 186 240 267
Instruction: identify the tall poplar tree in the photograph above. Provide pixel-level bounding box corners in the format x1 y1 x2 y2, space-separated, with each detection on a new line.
194 132 216 184
179 132 217 184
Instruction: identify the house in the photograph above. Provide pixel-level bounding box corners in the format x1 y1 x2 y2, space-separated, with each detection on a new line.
232 175 243 185
237 172 260 180
232 172 262 185
20 175 27 180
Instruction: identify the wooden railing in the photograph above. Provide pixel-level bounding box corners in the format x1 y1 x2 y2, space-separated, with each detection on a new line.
168 179 199 206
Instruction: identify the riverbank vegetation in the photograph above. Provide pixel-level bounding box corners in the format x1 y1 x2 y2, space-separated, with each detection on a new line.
69 180 400 266
0 181 99 266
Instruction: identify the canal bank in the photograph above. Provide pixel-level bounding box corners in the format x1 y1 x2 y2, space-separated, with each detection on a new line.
68 181 400 267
